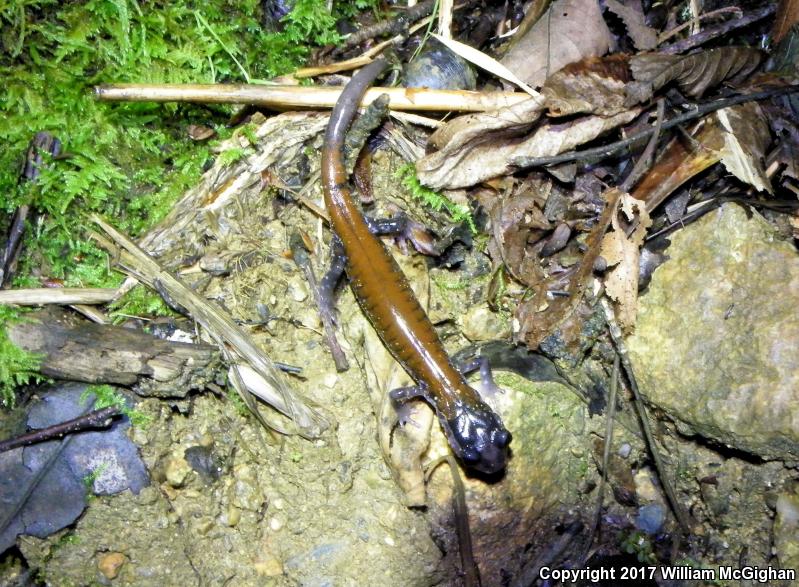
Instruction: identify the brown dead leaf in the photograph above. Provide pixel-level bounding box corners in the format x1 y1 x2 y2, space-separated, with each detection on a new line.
632 102 771 209
773 0 799 44
605 0 658 51
420 53 645 189
516 188 624 348
187 124 216 141
716 102 772 193
418 108 640 189
542 54 633 117
482 181 552 287
600 193 652 330
427 94 546 152
626 47 763 105
501 0 614 89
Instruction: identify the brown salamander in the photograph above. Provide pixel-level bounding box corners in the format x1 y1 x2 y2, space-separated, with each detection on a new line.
321 58 511 474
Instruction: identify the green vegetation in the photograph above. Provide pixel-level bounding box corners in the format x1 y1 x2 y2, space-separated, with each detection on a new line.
0 307 44 407
82 463 109 493
396 164 476 233
0 0 379 406
80 384 152 427
620 530 657 564
108 284 174 324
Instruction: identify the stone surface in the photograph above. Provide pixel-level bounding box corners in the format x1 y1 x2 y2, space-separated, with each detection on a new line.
97 552 128 580
628 203 799 460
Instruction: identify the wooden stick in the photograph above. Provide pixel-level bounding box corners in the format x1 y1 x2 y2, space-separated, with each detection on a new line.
94 83 529 113
0 288 119 306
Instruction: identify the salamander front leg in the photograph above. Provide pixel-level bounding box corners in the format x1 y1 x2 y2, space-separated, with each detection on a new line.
458 356 502 398
365 215 438 256
389 385 428 427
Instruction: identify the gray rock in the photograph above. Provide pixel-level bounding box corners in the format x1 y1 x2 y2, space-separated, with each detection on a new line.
628 204 799 460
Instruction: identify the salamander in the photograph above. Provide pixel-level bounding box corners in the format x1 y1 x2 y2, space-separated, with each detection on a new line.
321 58 511 474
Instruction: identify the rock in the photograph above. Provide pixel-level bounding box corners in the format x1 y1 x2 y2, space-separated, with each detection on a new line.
774 487 799 570
164 455 192 488
97 552 127 579
461 304 511 341
628 204 799 460
635 504 665 535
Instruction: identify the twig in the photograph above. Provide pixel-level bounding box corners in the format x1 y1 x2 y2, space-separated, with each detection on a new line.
620 99 665 193
581 355 620 563
289 233 349 372
94 83 528 113
335 0 437 54
511 85 799 169
426 455 481 587
1 132 61 288
657 7 742 44
659 4 775 54
0 406 121 453
601 299 692 534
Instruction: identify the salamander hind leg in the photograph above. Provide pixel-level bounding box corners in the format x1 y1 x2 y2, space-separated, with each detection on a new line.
318 235 347 324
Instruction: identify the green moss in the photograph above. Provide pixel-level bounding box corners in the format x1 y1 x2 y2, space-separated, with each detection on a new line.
396 164 476 233
0 0 376 400
81 384 153 427
0 306 44 407
107 284 174 323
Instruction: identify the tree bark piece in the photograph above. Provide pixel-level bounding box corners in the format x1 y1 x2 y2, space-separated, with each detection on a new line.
8 315 219 398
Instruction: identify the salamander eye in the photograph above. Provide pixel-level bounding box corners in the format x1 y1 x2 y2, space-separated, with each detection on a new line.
495 430 512 448
462 448 480 464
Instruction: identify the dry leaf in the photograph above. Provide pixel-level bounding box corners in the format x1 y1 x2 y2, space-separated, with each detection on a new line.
418 108 639 189
632 103 772 210
773 0 799 44
600 193 652 330
516 188 624 348
716 102 772 193
631 119 722 213
430 33 539 96
626 47 763 105
542 54 632 117
501 0 614 89
605 0 658 50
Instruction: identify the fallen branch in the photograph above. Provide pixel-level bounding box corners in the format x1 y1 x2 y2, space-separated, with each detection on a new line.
94 83 529 113
0 406 121 453
7 311 219 396
0 288 118 306
659 4 775 54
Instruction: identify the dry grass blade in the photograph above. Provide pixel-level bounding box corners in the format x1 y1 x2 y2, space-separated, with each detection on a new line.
431 33 540 96
90 215 329 439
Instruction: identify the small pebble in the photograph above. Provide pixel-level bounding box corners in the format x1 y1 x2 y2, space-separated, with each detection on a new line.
98 552 128 580
165 456 192 488
636 504 665 535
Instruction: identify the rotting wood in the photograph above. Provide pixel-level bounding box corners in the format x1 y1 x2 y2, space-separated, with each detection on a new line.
7 313 219 398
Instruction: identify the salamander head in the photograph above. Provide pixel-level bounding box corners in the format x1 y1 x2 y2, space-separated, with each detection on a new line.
442 400 511 474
